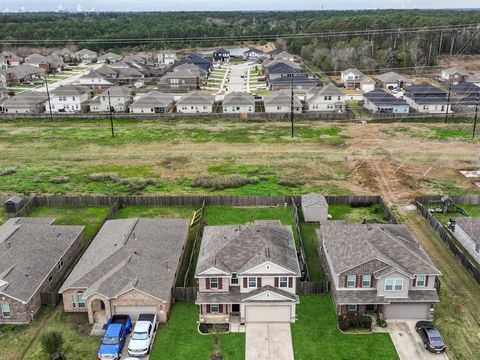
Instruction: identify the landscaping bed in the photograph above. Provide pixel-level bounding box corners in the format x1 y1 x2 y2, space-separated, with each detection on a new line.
150 302 244 360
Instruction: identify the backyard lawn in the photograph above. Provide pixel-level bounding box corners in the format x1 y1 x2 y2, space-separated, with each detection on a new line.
115 205 198 219
299 218 324 281
150 302 244 360
204 205 293 226
431 203 480 224
28 205 110 242
328 204 388 223
292 295 399 360
0 305 98 360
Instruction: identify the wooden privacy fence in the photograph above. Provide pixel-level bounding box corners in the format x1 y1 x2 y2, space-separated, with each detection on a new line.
296 281 330 294
291 198 310 281
172 287 198 302
416 200 480 284
183 201 206 287
41 292 62 306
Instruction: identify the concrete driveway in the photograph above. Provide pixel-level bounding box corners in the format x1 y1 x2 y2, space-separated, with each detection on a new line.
245 323 294 360
387 321 449 360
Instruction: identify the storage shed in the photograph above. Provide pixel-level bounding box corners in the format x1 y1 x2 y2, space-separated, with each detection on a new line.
301 193 328 222
4 195 25 214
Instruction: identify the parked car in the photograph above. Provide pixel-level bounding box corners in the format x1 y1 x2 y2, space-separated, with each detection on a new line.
98 315 132 360
127 313 158 357
415 321 446 354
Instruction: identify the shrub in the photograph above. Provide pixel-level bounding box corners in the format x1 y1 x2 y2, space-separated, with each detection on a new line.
0 167 17 176
88 172 120 182
192 174 258 190
377 319 387 328
41 331 64 359
128 178 157 192
49 176 70 184
338 314 372 331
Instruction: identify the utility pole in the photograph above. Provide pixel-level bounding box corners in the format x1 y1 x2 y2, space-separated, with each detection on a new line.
473 93 479 139
44 76 53 122
108 91 115 138
290 80 294 138
444 79 452 123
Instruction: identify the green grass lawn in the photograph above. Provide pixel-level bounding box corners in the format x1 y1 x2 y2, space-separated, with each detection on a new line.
431 204 480 224
0 305 98 360
346 100 370 119
115 205 197 219
150 302 244 360
204 205 293 226
0 207 7 224
292 295 399 360
28 205 110 242
328 204 388 223
298 217 324 281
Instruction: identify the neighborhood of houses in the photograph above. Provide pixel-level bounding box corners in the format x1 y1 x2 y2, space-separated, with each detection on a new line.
2 192 471 360
1 47 480 117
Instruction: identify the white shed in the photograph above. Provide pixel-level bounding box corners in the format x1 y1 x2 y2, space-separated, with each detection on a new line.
301 193 328 222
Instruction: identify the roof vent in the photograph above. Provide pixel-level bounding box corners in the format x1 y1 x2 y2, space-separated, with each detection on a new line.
6 240 11 248
165 261 169 271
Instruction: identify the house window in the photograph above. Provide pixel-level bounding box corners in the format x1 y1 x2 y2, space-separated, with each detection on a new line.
416 274 426 287
231 273 238 285
210 277 218 289
385 278 403 291
248 277 257 288
71 292 86 308
346 275 356 288
1 303 11 318
362 275 371 288
347 304 357 312
48 273 53 282
279 277 288 288
475 243 480 254
57 258 64 270
210 304 219 314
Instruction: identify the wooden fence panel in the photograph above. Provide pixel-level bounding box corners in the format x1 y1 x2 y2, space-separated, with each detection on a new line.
172 287 198 302
41 292 62 306
296 281 330 294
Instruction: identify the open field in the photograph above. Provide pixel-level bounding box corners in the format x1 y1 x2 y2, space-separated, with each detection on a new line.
0 119 479 199
150 302 245 360
292 295 399 360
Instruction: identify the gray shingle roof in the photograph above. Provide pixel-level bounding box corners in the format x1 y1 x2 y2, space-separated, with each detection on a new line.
100 86 132 97
196 285 298 304
59 218 189 301
335 289 439 305
98 53 123 62
302 193 328 207
6 64 45 79
196 221 300 276
453 217 480 245
375 71 410 84
2 91 48 108
223 91 255 106
0 217 84 303
24 54 48 65
342 68 365 77
177 91 215 106
318 223 440 276
307 84 343 102
442 67 470 76
263 91 302 107
363 89 409 106
129 91 174 108
52 85 90 96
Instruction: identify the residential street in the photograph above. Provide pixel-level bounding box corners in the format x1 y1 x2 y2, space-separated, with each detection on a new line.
32 63 100 92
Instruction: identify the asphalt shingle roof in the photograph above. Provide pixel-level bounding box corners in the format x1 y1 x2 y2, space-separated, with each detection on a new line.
176 91 215 106
302 193 328 207
0 217 84 303
363 89 409 106
263 91 302 107
59 218 189 301
223 91 255 106
129 91 174 108
453 217 480 245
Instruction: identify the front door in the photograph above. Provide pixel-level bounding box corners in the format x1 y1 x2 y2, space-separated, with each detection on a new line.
232 304 240 314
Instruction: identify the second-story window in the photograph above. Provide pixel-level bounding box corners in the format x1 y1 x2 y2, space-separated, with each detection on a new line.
385 278 403 291
362 275 371 288
416 274 426 287
279 277 288 288
346 275 356 288
210 277 218 289
248 277 257 288
231 273 238 285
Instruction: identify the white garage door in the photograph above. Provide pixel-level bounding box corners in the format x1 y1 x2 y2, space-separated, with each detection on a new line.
385 303 428 320
113 305 158 322
245 305 291 323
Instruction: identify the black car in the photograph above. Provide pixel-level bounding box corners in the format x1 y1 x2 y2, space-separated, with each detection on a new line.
415 321 446 354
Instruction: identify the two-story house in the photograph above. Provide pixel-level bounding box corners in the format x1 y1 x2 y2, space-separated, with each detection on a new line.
318 222 441 320
341 68 365 89
90 86 133 113
195 220 301 326
306 84 346 112
157 50 177 65
50 85 91 113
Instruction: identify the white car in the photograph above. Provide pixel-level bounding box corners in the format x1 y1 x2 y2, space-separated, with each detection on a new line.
127 313 157 357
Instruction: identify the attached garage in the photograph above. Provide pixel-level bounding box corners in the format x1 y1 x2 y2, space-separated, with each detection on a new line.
384 303 429 320
245 305 291 323
113 305 158 322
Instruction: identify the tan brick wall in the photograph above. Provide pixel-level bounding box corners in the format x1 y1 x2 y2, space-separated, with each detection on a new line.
110 290 169 323
62 288 88 313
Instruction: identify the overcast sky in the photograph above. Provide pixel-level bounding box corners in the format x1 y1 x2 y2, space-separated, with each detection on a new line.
1 0 479 12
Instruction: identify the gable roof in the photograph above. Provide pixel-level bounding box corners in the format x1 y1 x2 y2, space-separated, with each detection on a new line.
263 91 302 107
214 48 230 54
59 218 189 301
263 59 301 70
129 91 174 108
453 217 480 245
196 221 300 276
363 89 409 106
307 84 343 102
318 223 441 277
267 62 299 74
223 91 256 106
100 86 132 97
52 85 90 96
24 54 48 65
302 193 328 208
375 71 410 84
98 53 123 62
74 49 97 57
442 66 470 76
0 217 84 303
2 91 48 108
342 68 365 77
244 48 264 55
6 64 45 79
451 82 480 95
176 91 215 105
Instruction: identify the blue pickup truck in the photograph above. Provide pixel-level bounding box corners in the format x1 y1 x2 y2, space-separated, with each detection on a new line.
98 315 132 360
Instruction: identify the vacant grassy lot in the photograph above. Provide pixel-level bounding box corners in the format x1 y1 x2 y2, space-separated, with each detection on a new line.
0 305 98 360
150 302 244 360
28 205 110 241
0 120 478 199
292 295 399 360
401 209 480 360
